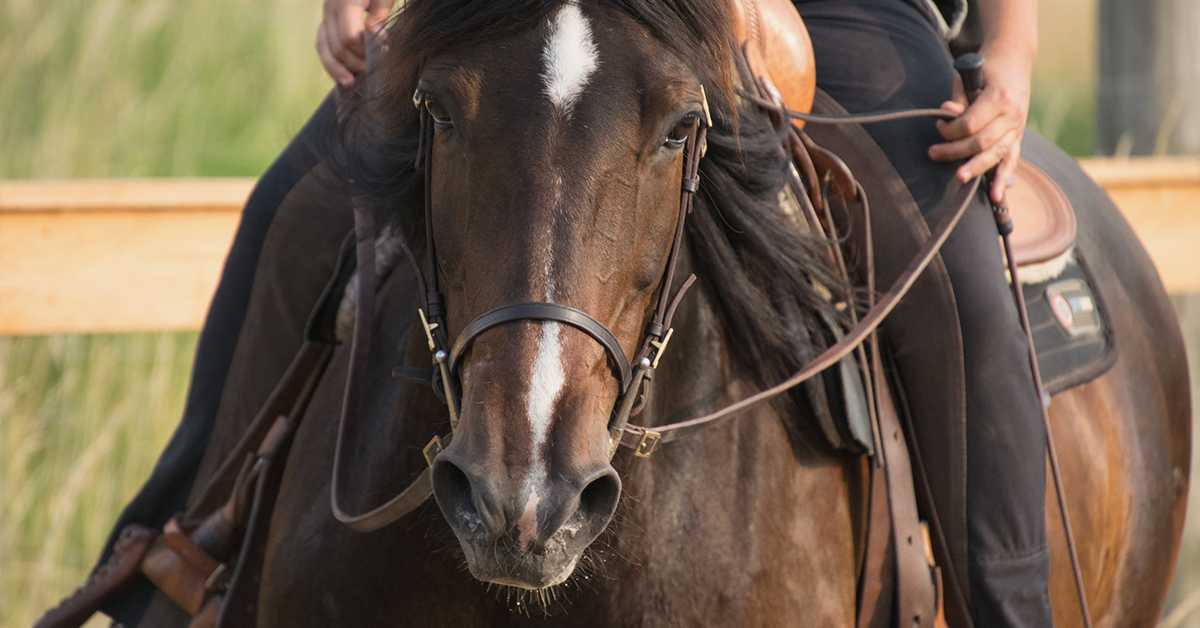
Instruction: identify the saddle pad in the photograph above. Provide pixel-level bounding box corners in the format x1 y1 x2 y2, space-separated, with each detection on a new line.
1019 252 1116 395
1007 158 1077 267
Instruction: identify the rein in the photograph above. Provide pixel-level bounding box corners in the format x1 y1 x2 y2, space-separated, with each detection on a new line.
329 87 981 531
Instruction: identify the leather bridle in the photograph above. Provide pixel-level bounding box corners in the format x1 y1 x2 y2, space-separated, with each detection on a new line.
331 83 980 533
417 88 710 448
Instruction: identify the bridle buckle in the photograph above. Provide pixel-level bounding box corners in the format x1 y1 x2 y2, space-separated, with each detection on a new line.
418 308 439 352
649 327 675 369
423 435 445 467
634 430 663 458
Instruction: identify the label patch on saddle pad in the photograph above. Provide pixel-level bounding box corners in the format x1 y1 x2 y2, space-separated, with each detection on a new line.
1020 255 1115 395
1046 280 1101 337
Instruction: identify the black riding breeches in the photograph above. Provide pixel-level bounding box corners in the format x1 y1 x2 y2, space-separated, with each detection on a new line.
793 0 1053 626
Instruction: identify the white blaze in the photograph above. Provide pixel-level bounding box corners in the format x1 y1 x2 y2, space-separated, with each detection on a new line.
519 2 597 532
527 321 564 451
541 3 598 115
518 488 541 549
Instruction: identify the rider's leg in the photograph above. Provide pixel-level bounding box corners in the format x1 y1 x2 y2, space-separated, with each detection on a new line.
97 95 342 626
794 1 1054 626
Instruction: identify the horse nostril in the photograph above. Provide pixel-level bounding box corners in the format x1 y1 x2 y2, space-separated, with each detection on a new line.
578 470 621 523
431 458 479 525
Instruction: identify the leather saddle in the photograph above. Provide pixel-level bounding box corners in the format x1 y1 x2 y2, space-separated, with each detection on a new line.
1006 159 1076 271
731 0 1076 276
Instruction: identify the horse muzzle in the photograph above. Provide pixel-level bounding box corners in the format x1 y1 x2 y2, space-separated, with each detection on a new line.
431 442 621 590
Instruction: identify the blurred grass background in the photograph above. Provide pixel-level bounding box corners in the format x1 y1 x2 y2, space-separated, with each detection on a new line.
0 0 328 625
1 0 1196 626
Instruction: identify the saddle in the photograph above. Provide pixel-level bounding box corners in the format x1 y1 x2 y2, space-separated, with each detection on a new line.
731 2 956 627
1006 158 1076 273
733 0 1077 279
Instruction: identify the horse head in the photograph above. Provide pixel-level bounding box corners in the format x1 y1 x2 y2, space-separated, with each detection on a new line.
343 0 829 593
422 5 718 590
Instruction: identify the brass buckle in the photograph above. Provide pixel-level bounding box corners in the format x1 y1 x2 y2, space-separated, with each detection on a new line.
649 327 675 369
422 435 444 467
205 563 230 593
418 308 439 352
634 430 662 458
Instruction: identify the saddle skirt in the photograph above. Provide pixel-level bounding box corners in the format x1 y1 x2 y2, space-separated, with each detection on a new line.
1006 158 1077 283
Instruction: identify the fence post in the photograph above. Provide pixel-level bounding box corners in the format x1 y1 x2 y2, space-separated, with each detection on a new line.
1098 0 1200 156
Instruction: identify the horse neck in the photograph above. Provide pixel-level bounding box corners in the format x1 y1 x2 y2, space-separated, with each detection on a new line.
596 251 862 620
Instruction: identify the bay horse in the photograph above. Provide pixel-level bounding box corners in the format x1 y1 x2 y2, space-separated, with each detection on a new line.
130 0 1187 625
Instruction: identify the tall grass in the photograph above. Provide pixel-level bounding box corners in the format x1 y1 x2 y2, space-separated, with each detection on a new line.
1 334 197 628
1 0 328 625
0 0 329 179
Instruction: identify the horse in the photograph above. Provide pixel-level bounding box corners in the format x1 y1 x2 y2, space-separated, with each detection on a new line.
114 0 1188 625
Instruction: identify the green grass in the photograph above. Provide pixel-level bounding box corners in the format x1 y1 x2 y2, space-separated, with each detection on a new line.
1029 82 1096 157
1 334 198 628
1 0 328 624
0 0 330 179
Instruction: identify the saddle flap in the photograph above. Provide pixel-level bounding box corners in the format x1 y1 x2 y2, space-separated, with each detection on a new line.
731 0 816 121
1006 159 1076 267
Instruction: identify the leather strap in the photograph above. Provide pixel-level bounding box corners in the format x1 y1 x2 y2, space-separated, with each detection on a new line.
449 303 632 392
186 342 333 522
618 176 980 451
329 442 447 533
331 194 452 532
890 349 975 628
215 416 299 627
873 346 938 627
141 533 213 615
856 461 895 628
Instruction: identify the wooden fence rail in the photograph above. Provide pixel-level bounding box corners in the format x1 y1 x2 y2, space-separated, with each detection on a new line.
2 158 1198 335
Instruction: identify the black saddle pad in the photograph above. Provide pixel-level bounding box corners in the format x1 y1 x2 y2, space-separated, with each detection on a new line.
1020 253 1116 396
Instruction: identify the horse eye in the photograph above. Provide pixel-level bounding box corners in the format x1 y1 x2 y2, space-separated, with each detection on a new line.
425 98 453 127
665 114 698 148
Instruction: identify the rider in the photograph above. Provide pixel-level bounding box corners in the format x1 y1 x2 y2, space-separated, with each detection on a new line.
788 0 1051 626
96 0 1047 625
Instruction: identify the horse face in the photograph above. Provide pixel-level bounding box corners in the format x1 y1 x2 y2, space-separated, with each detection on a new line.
420 5 704 590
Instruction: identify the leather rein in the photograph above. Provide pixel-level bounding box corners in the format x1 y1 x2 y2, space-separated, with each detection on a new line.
331 87 979 533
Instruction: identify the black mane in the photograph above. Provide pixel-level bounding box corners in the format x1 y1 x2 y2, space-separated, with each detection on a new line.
338 0 848 389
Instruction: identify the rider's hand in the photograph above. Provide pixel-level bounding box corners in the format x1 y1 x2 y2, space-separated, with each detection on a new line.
317 0 394 88
928 41 1035 203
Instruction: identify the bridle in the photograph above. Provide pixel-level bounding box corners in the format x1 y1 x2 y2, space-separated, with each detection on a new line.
331 81 980 533
423 91 709 446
